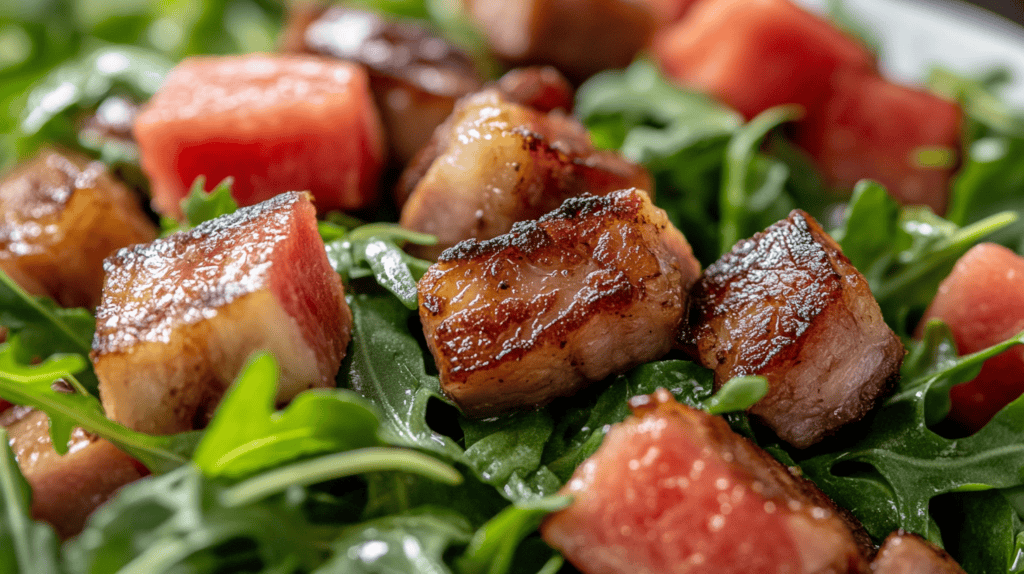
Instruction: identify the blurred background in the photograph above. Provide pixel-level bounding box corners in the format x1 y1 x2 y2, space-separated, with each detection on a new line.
968 0 1024 25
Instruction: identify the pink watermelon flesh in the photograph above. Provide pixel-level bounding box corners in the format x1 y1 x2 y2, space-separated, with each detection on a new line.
134 54 386 218
920 243 1024 432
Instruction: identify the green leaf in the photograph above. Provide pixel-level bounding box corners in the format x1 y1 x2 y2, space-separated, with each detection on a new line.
344 293 464 461
0 341 196 473
0 429 63 574
325 225 435 308
64 464 329 574
456 497 570 574
194 352 383 479
834 181 1017 336
314 508 473 574
719 104 804 252
701 376 769 415
0 270 94 360
179 175 239 229
940 490 1024 574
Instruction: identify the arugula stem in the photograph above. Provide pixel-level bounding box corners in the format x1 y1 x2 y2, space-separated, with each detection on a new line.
220 447 462 508
720 105 804 252
875 211 1018 302
0 430 33 570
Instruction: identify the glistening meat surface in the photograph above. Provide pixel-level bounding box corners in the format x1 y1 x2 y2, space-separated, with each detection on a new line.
91 192 351 434
399 88 650 259
680 210 903 448
418 188 700 417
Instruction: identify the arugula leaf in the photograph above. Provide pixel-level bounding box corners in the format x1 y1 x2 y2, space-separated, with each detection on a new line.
325 224 436 309
939 490 1024 574
179 176 239 229
576 59 740 263
834 180 1017 336
64 464 331 574
701 376 769 415
795 325 1024 544
193 353 382 479
0 341 196 473
313 508 473 574
344 293 464 461
0 429 63 574
457 497 570 574
719 104 803 252
0 269 95 370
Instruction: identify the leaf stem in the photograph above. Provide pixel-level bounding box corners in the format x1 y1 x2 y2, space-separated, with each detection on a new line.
220 447 462 508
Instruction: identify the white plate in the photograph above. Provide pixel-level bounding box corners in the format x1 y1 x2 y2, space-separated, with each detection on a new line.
797 0 1024 104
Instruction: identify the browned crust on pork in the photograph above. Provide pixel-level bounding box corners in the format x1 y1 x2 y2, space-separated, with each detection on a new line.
419 189 699 416
870 531 966 574
681 210 903 448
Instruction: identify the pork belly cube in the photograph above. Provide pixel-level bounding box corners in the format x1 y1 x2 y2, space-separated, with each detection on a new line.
398 89 651 259
418 189 700 417
495 66 575 113
1 407 146 538
465 0 662 82
870 532 966 574
542 389 870 574
680 210 903 448
652 0 873 120
92 192 351 434
134 54 386 218
0 149 157 309
283 5 483 165
792 71 962 215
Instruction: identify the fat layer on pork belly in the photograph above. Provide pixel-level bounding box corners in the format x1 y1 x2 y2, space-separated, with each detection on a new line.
92 192 350 434
870 532 966 574
681 209 903 448
418 188 701 417
0 149 157 309
398 88 651 260
542 389 871 574
1 406 146 539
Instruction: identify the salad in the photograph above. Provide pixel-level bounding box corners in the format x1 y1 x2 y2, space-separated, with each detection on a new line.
2 0 1024 572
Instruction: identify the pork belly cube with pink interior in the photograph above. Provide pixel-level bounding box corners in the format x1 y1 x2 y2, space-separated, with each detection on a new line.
418 189 701 417
2 406 146 538
542 389 870 574
134 54 385 218
398 88 651 259
0 149 156 309
870 532 966 574
92 192 351 434
680 210 903 448
283 4 483 165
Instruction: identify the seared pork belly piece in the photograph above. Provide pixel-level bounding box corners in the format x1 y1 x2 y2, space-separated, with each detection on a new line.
496 66 575 113
464 0 663 82
134 54 385 218
79 95 139 151
681 210 903 448
283 4 483 165
1 406 146 538
542 389 870 574
0 149 157 309
398 88 651 259
418 189 700 417
870 532 966 574
92 192 351 434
